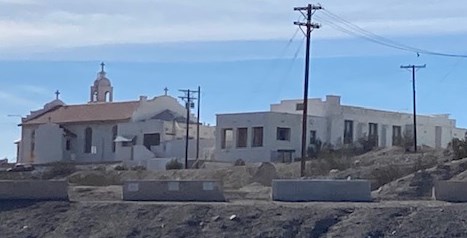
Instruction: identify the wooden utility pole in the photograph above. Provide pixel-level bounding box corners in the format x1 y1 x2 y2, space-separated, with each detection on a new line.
400 64 426 152
179 89 198 169
294 3 321 177
196 86 201 160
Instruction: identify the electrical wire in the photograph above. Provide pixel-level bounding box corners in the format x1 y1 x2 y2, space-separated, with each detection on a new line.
318 9 467 58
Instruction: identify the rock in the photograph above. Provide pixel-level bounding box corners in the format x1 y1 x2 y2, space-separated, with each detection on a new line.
229 215 238 221
212 216 220 222
250 162 278 186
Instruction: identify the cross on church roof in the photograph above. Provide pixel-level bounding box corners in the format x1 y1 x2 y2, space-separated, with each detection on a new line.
55 90 60 100
100 62 105 72
164 87 169 96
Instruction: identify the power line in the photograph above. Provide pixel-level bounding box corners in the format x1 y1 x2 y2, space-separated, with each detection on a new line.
318 8 467 58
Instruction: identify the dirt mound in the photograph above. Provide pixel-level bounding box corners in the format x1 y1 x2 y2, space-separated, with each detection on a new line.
373 158 467 200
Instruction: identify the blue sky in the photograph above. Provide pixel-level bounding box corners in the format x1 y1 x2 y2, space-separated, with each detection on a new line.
1 0 467 160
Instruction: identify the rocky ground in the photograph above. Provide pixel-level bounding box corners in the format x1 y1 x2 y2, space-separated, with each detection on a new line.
3 147 467 237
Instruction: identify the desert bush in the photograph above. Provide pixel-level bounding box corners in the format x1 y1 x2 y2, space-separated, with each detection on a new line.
42 162 77 179
113 165 128 171
165 159 183 170
131 165 147 171
234 159 246 166
451 138 467 160
370 164 405 188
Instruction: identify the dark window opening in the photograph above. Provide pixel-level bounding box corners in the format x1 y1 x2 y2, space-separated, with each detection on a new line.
368 123 378 147
143 133 160 150
296 103 304 111
276 127 291 141
310 130 317 144
236 128 248 148
221 128 233 149
252 127 263 147
112 125 118 152
66 139 71 151
84 127 92 153
344 120 354 144
392 126 402 146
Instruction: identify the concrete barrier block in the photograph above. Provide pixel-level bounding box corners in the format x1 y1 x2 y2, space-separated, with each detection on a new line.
272 179 372 202
0 180 69 200
122 180 226 202
434 181 467 202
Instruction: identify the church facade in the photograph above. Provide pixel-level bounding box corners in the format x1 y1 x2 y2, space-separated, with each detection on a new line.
18 63 214 166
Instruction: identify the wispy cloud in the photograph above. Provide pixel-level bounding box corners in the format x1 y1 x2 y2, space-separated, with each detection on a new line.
0 0 466 56
0 90 40 107
16 85 51 97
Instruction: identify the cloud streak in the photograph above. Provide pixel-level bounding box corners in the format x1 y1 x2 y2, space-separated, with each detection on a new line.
0 0 466 55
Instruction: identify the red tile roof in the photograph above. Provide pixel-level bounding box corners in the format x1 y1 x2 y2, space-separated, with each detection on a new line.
22 101 140 125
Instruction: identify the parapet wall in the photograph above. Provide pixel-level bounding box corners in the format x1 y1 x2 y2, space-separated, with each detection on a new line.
0 180 69 200
272 179 372 202
122 180 226 202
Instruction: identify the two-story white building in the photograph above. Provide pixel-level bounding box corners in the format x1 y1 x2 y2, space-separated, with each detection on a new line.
215 95 467 162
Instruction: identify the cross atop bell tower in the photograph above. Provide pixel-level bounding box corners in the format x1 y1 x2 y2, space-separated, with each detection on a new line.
100 62 105 73
55 90 60 100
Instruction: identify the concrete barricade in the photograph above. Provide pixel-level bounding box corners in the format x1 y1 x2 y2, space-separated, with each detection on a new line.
122 180 226 202
434 181 467 202
0 180 69 200
272 179 372 202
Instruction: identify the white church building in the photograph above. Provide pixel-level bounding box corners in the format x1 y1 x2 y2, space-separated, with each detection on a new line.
215 95 467 163
17 63 215 167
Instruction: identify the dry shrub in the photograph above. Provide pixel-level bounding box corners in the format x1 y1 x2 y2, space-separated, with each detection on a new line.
166 159 183 170
42 162 77 179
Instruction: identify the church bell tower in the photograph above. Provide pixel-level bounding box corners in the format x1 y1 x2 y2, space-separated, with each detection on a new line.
90 62 113 103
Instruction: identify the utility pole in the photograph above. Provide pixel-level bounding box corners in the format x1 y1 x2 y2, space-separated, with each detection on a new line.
294 3 321 177
400 64 426 152
196 86 201 160
179 89 198 169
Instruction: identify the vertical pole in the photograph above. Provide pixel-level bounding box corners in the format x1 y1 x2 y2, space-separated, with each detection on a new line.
185 90 190 169
300 4 312 177
196 86 201 160
412 65 417 152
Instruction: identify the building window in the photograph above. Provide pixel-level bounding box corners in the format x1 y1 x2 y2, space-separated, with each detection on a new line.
112 125 118 152
296 103 304 111
344 120 354 144
276 127 291 141
221 128 233 149
368 123 378 147
84 127 92 153
392 126 402 146
236 128 248 148
30 130 35 159
66 139 71 151
252 127 263 147
309 130 317 144
143 133 160 150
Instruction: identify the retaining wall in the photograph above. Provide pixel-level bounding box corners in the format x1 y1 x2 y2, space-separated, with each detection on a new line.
272 179 372 202
122 180 226 202
0 180 69 200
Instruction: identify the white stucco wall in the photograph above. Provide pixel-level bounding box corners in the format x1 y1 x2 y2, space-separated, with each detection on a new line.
35 123 64 164
215 112 327 162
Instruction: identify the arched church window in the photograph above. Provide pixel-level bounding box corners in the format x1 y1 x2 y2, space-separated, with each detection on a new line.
84 127 93 153
105 91 110 102
112 125 117 152
93 91 98 102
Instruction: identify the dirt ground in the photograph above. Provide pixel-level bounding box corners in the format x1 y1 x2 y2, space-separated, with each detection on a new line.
2 200 467 238
3 147 467 237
